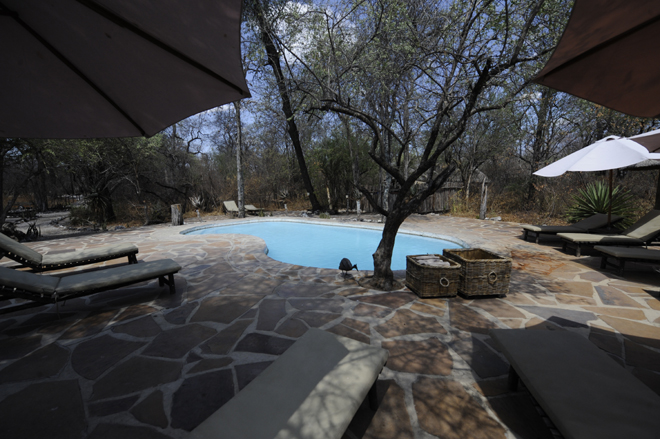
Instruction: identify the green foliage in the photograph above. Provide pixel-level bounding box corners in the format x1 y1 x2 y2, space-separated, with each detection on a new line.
319 212 331 219
566 181 636 228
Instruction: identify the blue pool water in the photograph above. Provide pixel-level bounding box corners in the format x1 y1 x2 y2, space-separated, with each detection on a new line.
186 221 463 271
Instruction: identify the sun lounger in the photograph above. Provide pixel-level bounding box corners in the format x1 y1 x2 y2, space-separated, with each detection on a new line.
190 328 388 439
0 232 138 272
0 259 181 315
558 209 660 256
595 245 660 275
521 213 622 244
223 201 239 217
490 329 660 439
245 204 263 215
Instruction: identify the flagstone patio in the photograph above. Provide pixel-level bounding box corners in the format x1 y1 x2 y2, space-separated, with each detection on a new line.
1 213 660 439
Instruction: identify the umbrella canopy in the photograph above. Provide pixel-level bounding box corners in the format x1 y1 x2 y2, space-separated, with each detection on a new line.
534 136 660 177
0 0 250 139
533 0 660 118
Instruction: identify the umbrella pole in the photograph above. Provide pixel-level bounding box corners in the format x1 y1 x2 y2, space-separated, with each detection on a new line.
608 169 613 227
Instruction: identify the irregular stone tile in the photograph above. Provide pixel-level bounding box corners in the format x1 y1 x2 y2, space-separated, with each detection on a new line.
170 369 234 431
241 308 258 319
583 306 646 320
449 302 499 334
352 303 393 319
199 319 251 355
601 315 660 350
503 291 537 305
327 323 370 344
0 317 16 332
362 380 414 439
142 324 216 359
186 351 203 364
0 343 69 384
646 298 660 311
60 310 118 339
5 312 75 336
186 275 227 299
542 281 594 297
293 310 342 328
112 316 162 337
596 286 644 308
288 298 344 313
256 299 287 331
555 294 597 306
164 302 197 325
275 282 339 298
375 309 447 338
382 338 452 375
92 356 182 400
88 423 173 439
469 300 525 318
410 302 446 316
115 305 158 323
525 317 564 331
417 297 449 309
130 390 168 429
413 378 506 439
588 326 622 358
336 286 372 296
235 361 273 390
499 318 524 328
188 357 233 374
449 333 509 379
88 395 140 417
340 318 371 334
0 380 86 439
190 295 263 324
472 378 510 396
353 292 416 309
201 273 246 297
579 271 610 282
234 333 295 355
72 334 146 380
519 306 596 328
624 339 660 372
222 275 283 296
275 318 309 337
488 393 554 439
633 368 660 397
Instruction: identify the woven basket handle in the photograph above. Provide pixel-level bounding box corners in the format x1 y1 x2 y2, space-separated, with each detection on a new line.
488 271 498 284
438 277 450 287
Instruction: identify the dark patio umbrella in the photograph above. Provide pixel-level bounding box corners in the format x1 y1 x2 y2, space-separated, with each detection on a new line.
0 0 250 138
533 0 660 118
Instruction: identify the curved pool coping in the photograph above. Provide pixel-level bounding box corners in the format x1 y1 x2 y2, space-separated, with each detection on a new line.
181 217 469 249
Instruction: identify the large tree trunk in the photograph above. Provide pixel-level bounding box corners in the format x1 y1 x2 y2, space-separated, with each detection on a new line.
371 212 406 290
255 4 322 212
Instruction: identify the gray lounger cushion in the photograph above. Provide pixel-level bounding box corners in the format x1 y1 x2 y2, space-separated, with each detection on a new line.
490 329 660 439
0 266 58 294
0 232 42 264
559 210 660 245
223 201 239 212
521 213 621 234
556 233 644 245
191 328 388 439
56 259 181 294
41 243 138 266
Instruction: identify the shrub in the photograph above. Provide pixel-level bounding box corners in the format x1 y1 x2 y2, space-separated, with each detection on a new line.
566 181 636 228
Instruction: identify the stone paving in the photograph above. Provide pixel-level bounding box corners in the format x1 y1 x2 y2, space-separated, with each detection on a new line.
1 213 660 439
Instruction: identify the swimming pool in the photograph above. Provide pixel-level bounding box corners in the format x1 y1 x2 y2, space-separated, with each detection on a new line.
184 220 465 271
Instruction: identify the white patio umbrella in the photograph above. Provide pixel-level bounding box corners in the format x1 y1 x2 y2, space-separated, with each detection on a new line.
534 136 660 226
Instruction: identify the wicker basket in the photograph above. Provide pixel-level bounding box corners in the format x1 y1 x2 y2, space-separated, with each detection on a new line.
442 248 511 297
406 254 461 298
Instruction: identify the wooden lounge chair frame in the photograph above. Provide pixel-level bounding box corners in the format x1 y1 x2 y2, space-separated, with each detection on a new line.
0 259 181 315
0 232 138 272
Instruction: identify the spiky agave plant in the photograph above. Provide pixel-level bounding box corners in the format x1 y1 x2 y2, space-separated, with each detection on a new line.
566 181 636 229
